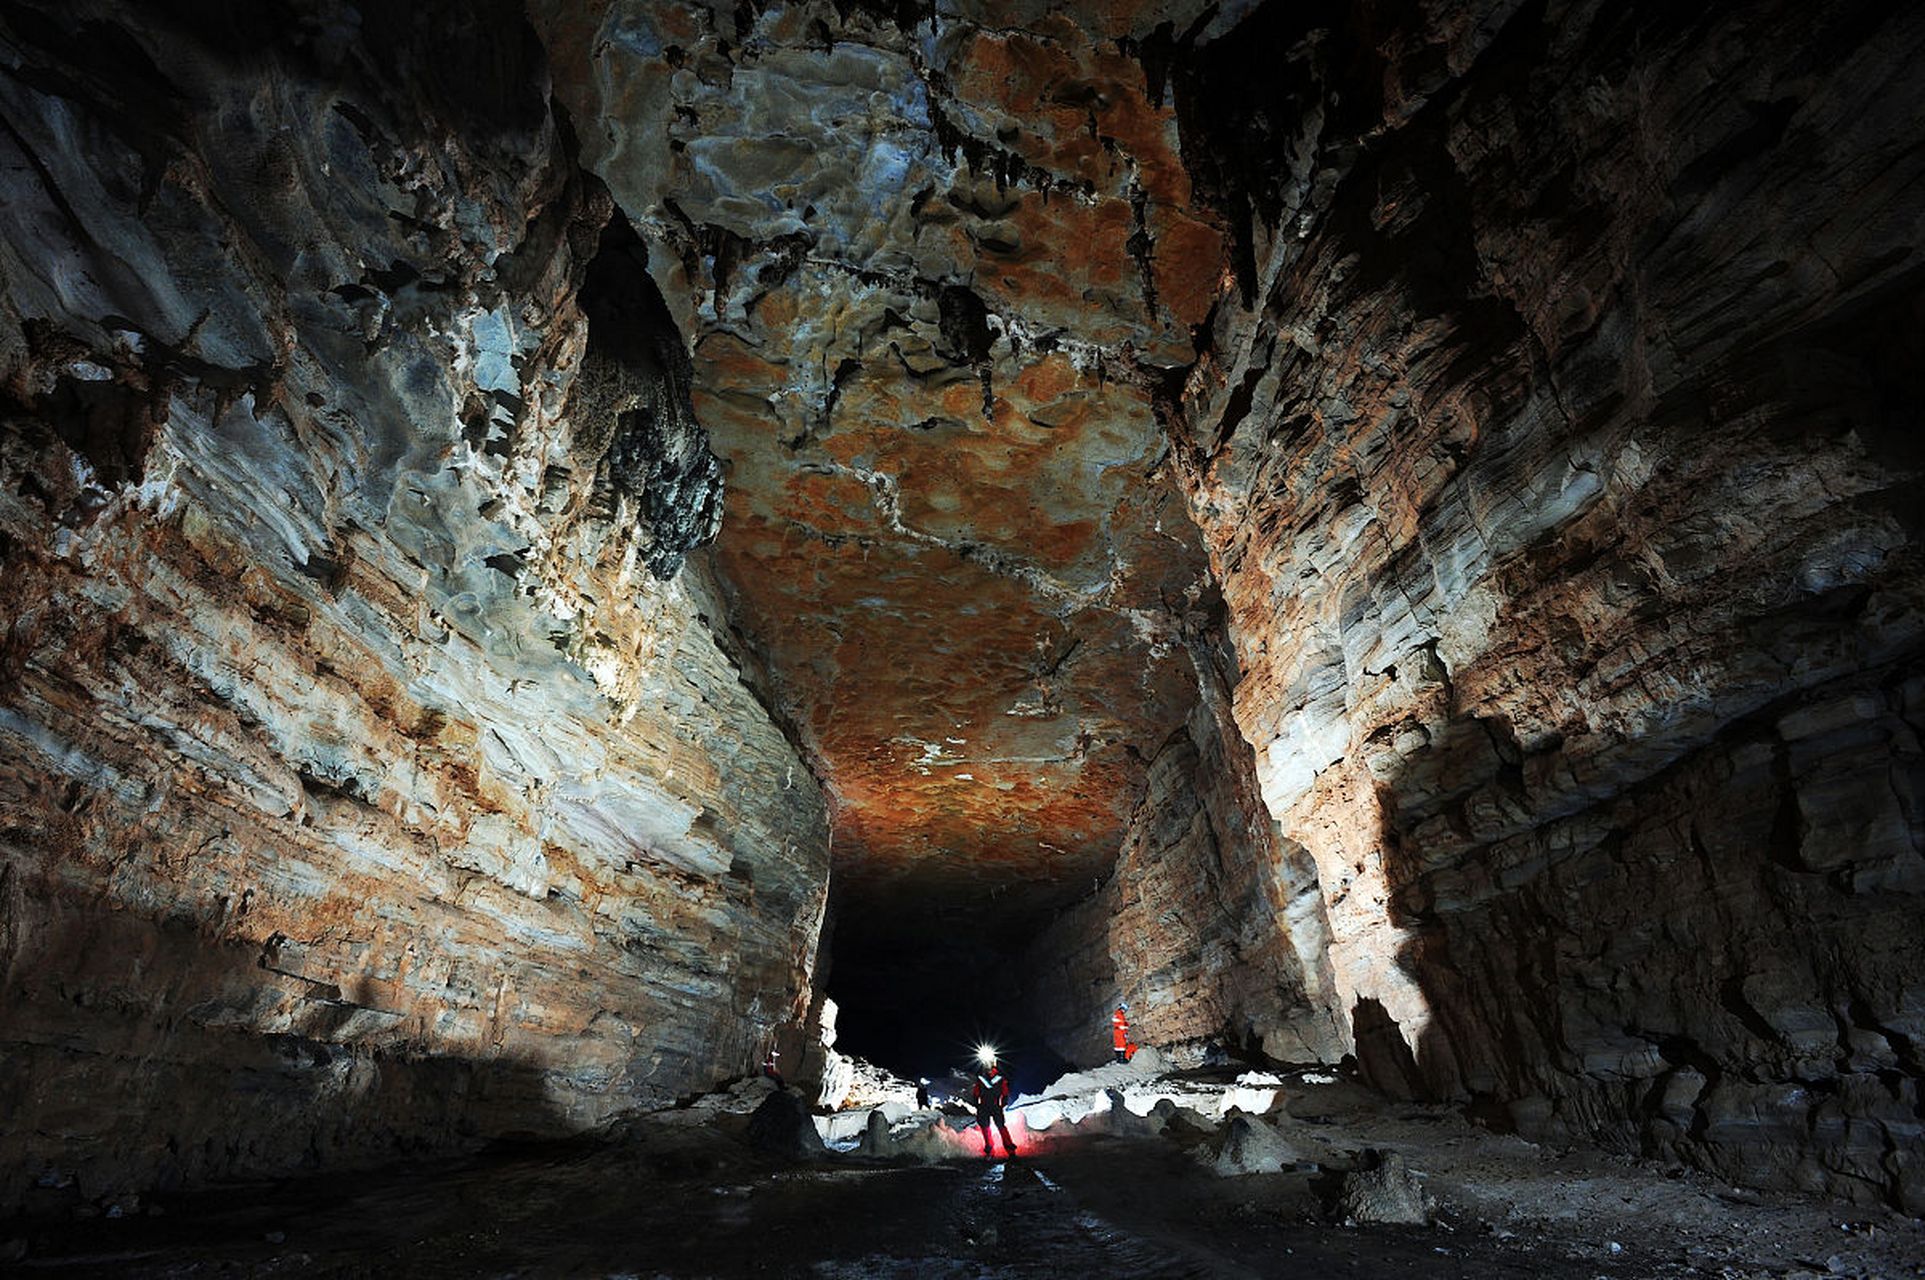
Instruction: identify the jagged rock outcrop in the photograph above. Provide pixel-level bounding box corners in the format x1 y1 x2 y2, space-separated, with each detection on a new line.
0 0 827 1211
1162 0 1925 1209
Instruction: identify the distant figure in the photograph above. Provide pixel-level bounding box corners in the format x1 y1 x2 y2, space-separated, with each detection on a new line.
1111 1003 1138 1063
916 1078 931 1109
971 1056 1017 1158
761 1046 784 1089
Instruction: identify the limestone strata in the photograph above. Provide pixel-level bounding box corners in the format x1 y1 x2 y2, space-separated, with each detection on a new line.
1025 637 1345 1068
0 1 827 1210
3 0 1922 1221
1166 0 1925 1208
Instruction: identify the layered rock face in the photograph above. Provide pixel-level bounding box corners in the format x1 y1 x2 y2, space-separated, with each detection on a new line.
1024 628 1345 1067
0 1 827 1209
1166 0 1925 1208
526 0 1367 1075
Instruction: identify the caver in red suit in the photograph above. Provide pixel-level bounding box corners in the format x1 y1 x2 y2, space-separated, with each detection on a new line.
1112 1004 1138 1063
971 1060 1017 1158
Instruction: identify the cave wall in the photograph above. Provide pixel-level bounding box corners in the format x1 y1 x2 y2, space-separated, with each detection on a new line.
1165 0 1925 1207
2 0 1920 1219
1024 631 1346 1068
520 0 1359 1072
0 1 828 1210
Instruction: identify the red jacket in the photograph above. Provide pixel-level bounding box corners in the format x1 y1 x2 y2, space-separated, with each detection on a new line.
1112 1007 1131 1048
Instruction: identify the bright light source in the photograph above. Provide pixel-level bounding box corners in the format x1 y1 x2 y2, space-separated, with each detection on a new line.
974 1043 999 1067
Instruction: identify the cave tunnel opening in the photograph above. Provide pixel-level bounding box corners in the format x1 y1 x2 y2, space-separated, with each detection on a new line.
822 895 1075 1096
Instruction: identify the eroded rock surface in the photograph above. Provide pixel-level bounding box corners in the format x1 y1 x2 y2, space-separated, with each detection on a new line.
0 0 827 1209
1025 632 1345 1066
1 0 1921 1224
1162 0 1925 1209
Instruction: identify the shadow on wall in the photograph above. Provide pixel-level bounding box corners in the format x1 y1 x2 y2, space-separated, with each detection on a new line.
0 859 582 1218
1347 997 1424 1103
1355 643 1925 1213
1337 246 1925 1210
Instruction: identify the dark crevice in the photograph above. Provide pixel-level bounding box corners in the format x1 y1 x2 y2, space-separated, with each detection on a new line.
576 204 725 579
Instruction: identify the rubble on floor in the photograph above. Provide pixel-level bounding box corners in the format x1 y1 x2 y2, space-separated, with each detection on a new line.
8 1059 1924 1277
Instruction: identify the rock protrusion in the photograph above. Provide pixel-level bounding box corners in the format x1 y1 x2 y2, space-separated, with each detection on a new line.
1205 1112 1305 1177
856 1107 894 1157
746 1088 827 1161
574 208 724 579
1337 1150 1431 1226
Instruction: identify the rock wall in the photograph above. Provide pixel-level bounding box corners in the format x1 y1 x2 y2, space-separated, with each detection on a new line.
0 0 828 1212
1024 629 1346 1068
1164 0 1925 1207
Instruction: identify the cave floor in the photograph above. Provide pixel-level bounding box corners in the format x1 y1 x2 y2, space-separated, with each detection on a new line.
12 1080 1924 1279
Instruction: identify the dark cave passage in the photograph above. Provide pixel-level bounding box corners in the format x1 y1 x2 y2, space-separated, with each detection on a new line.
822 927 1074 1095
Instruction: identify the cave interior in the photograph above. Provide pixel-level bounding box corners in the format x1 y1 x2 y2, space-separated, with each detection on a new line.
1 0 1923 1270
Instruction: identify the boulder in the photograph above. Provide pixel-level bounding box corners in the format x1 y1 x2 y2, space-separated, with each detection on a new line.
1338 1150 1430 1225
1205 1114 1305 1176
746 1090 826 1161
855 1108 894 1157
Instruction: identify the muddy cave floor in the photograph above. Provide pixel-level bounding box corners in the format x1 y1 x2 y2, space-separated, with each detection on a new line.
12 1072 1924 1279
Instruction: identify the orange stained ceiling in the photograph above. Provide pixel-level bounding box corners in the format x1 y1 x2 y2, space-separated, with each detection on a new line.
567 0 1228 937
699 329 1209 933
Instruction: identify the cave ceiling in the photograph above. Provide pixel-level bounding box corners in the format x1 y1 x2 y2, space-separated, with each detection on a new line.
532 0 1237 938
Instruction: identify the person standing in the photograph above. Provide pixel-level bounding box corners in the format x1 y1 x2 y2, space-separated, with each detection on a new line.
1111 1003 1138 1063
971 1054 1016 1158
